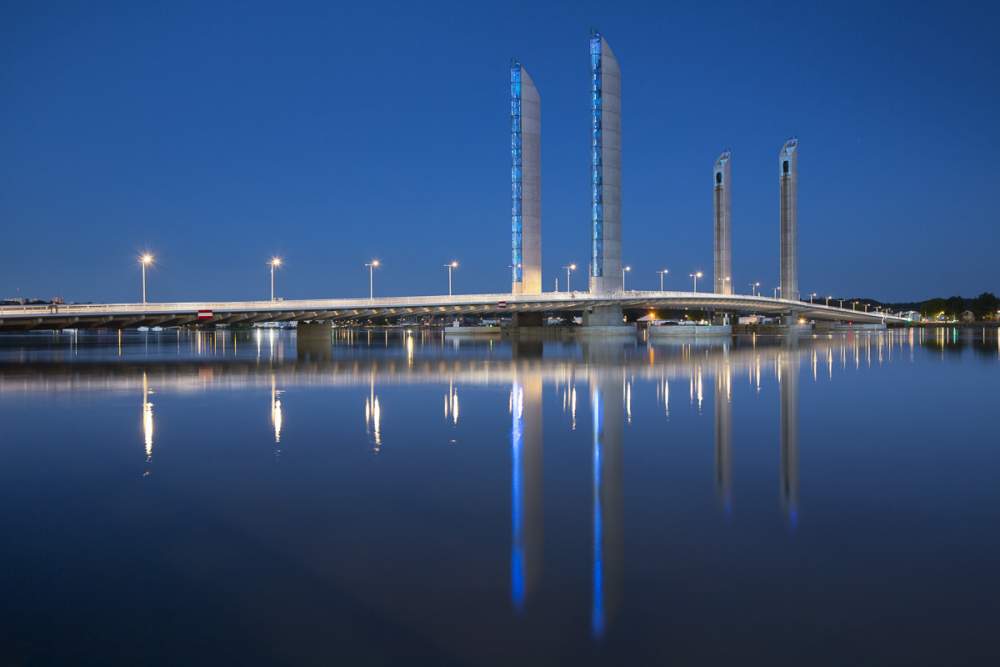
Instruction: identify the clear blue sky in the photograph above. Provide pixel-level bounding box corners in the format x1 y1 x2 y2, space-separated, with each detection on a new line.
2 0 997 303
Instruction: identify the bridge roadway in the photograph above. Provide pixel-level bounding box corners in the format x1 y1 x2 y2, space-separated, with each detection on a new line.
0 290 903 331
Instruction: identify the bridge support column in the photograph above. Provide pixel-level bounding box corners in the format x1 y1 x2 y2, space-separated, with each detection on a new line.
512 312 544 328
582 305 624 327
296 322 332 361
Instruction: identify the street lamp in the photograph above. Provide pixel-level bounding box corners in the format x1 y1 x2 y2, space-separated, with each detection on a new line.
365 259 380 300
139 254 154 304
621 265 631 290
809 292 817 304
657 268 669 291
689 271 703 293
774 286 782 299
563 263 577 292
444 261 458 296
269 257 282 301
750 281 761 296
825 295 832 307
852 301 858 311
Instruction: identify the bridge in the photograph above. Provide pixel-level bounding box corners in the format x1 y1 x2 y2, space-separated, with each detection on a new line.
0 38 909 336
0 290 903 332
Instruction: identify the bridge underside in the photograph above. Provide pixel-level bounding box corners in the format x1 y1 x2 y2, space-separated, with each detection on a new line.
0 292 902 332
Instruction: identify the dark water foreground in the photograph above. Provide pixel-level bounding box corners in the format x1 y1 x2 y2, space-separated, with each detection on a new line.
1 328 998 666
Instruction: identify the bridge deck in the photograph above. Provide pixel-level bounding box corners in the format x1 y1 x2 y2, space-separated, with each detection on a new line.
0 291 902 331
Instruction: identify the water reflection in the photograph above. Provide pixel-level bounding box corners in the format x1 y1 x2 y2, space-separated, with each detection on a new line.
1 327 998 643
271 374 284 448
585 344 625 639
444 380 459 425
779 339 800 527
364 375 382 453
510 374 542 612
142 371 154 476
714 362 732 513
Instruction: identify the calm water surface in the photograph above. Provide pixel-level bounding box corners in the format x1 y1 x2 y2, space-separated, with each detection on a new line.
1 328 998 665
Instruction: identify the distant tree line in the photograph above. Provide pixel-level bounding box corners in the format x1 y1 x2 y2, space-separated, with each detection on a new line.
886 293 1000 320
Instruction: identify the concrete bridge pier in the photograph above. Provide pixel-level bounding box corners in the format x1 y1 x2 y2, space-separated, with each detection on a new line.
582 305 624 327
511 312 544 328
296 321 332 361
581 304 634 335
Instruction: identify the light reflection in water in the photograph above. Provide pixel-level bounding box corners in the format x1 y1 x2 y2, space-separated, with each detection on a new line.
509 375 543 612
444 380 459 425
779 342 800 528
270 374 283 446
589 364 624 640
6 328 997 641
715 364 732 513
141 371 154 476
365 375 382 452
510 382 525 610
591 385 604 638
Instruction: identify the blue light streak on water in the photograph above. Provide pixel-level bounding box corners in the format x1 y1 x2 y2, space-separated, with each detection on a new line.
511 384 525 611
591 387 604 638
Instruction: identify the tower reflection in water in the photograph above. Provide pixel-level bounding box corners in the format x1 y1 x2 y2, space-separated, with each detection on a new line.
510 375 542 612
714 359 732 514
779 338 800 526
15 329 944 637
585 345 624 639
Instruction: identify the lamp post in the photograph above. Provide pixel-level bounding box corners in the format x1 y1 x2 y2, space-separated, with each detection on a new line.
563 263 576 292
774 286 782 299
809 292 817 304
853 301 858 311
621 265 631 290
444 261 458 296
690 271 703 293
657 268 669 291
825 295 832 307
269 257 282 301
365 259 380 300
750 281 761 297
139 254 154 304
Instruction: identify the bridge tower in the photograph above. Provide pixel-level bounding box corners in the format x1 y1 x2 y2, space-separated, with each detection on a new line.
713 151 733 295
511 61 541 295
779 138 799 301
588 32 622 295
